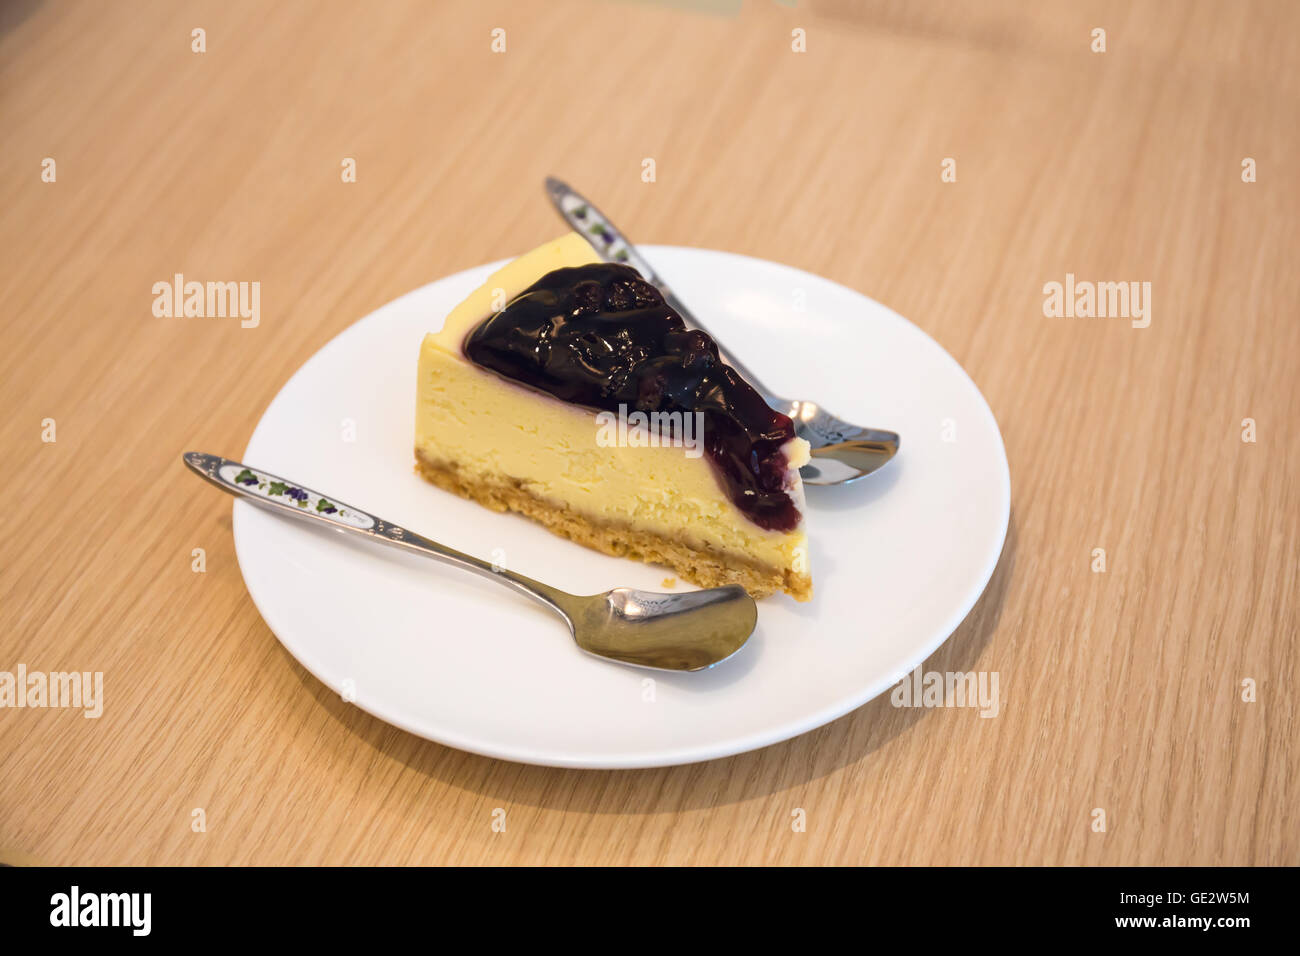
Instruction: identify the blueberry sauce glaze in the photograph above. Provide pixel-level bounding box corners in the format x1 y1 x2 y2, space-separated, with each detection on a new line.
462 263 802 531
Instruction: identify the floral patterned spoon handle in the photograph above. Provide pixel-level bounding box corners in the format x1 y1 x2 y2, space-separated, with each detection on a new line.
182 448 592 621
182 452 523 575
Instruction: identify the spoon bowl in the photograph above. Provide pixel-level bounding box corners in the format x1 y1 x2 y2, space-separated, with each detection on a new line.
562 585 757 671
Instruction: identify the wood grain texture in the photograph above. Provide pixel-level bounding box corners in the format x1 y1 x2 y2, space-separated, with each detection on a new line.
1 0 1296 865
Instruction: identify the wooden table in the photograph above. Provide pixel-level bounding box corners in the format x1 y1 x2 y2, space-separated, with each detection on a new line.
2 0 1295 866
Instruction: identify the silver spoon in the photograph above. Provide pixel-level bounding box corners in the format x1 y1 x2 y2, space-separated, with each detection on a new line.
544 176 900 486
183 452 756 671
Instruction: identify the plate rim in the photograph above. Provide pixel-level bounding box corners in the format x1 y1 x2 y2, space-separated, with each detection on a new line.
233 245 1011 769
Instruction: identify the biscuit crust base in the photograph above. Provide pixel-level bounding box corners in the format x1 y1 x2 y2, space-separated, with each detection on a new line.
415 451 811 601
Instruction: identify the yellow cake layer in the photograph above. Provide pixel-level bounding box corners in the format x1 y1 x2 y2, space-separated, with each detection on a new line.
413 232 812 600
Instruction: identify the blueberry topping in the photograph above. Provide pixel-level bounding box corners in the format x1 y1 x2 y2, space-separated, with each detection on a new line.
463 263 801 531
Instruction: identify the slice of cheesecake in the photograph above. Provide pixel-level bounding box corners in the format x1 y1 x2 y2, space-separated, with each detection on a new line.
414 233 812 601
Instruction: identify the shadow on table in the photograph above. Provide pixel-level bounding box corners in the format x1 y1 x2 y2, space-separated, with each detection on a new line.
0 0 40 35
285 513 1017 813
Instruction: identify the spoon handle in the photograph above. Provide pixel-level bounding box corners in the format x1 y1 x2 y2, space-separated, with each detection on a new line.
544 176 776 399
182 452 575 618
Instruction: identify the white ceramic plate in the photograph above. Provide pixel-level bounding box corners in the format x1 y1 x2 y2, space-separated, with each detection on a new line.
233 246 1010 769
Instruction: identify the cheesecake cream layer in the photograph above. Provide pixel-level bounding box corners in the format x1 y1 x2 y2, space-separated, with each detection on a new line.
414 233 812 600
